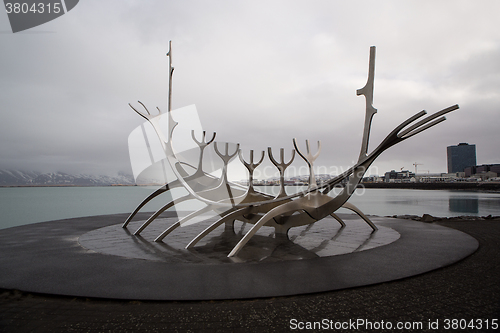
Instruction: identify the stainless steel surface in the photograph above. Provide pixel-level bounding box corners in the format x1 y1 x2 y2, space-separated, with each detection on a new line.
124 44 459 257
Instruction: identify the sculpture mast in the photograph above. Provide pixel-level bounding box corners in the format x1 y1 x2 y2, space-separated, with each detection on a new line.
167 40 174 112
357 46 377 162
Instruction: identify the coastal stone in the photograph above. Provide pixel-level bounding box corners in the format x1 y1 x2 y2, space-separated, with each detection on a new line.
393 215 420 220
421 214 435 222
457 216 477 220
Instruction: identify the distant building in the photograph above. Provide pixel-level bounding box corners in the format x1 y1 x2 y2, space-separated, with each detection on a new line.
492 165 500 175
464 166 476 178
384 170 415 183
362 175 384 183
465 164 500 180
447 143 476 173
419 175 450 183
442 172 466 179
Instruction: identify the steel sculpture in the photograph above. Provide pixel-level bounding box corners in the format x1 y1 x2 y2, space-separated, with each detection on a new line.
123 42 459 257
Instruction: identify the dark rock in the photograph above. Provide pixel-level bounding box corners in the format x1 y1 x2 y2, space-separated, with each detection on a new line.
421 214 435 222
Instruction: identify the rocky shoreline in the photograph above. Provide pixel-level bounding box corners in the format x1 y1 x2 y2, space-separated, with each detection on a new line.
390 213 500 222
361 181 500 191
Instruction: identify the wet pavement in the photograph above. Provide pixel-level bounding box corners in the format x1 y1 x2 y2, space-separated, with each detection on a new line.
80 215 400 263
0 217 498 332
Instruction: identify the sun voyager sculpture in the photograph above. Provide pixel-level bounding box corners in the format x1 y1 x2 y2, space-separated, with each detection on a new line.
123 42 459 258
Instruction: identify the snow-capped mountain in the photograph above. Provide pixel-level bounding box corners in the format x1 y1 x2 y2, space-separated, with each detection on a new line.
0 170 135 186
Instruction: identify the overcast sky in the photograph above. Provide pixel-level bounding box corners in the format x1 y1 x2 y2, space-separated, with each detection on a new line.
1 1 499 180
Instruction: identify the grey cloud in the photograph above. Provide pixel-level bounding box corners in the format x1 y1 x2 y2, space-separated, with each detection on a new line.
0 0 499 179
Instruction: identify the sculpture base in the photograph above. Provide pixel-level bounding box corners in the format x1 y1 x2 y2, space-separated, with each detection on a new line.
80 215 400 264
0 213 477 300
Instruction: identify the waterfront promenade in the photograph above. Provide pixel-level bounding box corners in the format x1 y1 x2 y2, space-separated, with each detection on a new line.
0 217 499 332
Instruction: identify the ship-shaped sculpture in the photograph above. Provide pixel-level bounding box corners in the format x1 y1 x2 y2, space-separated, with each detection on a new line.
123 42 459 257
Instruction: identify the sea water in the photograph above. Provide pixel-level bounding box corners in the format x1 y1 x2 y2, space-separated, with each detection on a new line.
0 186 499 230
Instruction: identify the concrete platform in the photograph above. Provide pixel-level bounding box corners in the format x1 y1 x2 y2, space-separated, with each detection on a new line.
0 213 478 301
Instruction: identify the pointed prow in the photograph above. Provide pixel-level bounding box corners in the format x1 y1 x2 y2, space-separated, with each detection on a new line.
357 46 377 163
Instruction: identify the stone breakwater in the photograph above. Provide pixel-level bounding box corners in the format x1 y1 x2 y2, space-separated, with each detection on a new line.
391 214 500 223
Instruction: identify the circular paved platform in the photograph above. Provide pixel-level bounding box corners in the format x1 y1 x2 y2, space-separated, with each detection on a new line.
80 215 400 263
0 213 478 301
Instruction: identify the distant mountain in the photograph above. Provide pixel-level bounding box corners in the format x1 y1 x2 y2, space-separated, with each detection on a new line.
0 170 136 186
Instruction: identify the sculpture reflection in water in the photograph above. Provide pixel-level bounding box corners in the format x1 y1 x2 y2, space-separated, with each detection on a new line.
123 42 459 258
80 217 400 264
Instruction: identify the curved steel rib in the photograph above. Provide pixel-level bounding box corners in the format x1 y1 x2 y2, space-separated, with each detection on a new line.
134 194 193 235
341 202 377 231
227 196 311 257
330 213 346 228
122 183 171 228
154 205 214 242
185 207 251 249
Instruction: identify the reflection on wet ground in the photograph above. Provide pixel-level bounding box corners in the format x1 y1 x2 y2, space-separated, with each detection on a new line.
79 215 400 264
